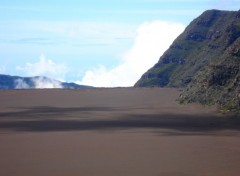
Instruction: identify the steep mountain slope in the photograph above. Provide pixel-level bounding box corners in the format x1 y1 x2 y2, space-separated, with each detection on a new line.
135 9 240 110
0 74 91 89
179 36 240 110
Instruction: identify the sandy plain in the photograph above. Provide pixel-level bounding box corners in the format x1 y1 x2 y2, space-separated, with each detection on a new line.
0 88 240 176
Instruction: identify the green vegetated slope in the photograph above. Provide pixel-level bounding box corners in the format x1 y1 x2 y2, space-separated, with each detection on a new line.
135 9 240 111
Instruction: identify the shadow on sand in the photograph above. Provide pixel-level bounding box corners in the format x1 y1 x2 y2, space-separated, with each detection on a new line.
0 106 239 135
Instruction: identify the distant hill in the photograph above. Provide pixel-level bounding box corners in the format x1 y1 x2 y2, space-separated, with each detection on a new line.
0 74 92 89
135 10 240 111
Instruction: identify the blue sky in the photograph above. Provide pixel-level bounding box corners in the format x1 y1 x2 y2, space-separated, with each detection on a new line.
0 0 239 87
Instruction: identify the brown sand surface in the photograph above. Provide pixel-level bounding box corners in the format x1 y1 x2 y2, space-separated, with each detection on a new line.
0 88 240 176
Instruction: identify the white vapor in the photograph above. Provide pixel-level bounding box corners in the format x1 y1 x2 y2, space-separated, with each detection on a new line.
77 21 185 87
15 54 66 89
32 77 63 89
14 77 63 89
16 54 68 81
15 79 30 89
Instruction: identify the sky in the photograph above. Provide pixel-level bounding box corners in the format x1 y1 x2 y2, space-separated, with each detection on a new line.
0 0 239 87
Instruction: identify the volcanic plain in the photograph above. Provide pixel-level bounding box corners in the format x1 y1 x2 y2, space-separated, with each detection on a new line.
0 88 240 176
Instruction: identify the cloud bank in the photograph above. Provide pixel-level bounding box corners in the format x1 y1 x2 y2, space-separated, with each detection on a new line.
14 77 63 89
77 21 185 87
16 54 68 81
15 54 66 89
32 77 63 89
14 79 30 89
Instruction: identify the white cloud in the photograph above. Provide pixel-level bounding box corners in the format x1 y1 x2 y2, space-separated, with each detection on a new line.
32 77 63 89
16 54 68 81
14 77 63 89
14 79 30 89
77 20 185 87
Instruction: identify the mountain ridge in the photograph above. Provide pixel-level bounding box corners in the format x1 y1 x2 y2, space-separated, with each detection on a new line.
135 9 240 111
0 74 92 89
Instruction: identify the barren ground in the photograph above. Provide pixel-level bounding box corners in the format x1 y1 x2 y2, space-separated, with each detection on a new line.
0 88 239 176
